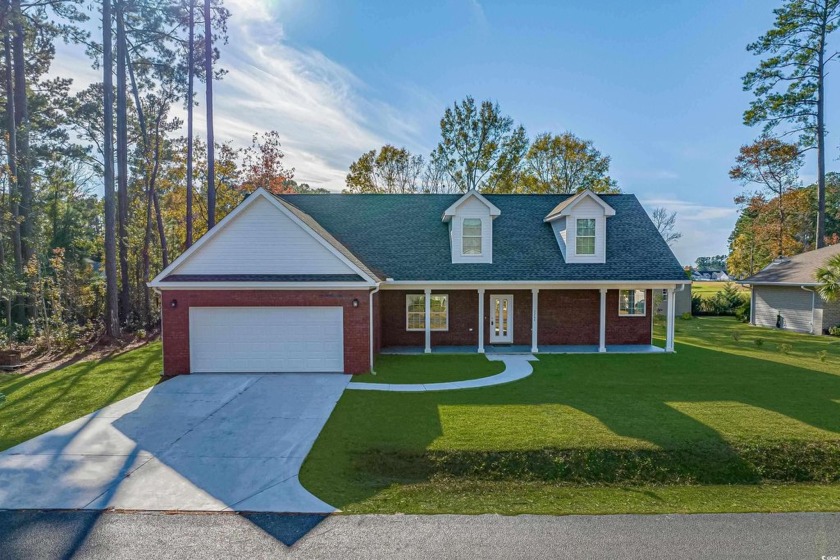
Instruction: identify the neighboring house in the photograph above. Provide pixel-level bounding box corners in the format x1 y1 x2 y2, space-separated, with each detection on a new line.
692 270 730 281
654 286 691 317
149 188 688 375
741 244 840 334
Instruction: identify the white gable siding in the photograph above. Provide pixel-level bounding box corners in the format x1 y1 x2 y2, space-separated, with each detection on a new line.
550 217 568 259
564 203 607 264
175 196 355 275
450 196 493 264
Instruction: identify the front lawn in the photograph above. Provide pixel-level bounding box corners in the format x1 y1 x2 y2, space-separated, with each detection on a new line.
301 317 840 514
355 354 505 384
0 342 162 451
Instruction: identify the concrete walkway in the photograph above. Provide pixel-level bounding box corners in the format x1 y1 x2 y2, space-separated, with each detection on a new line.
0 373 349 513
347 354 537 392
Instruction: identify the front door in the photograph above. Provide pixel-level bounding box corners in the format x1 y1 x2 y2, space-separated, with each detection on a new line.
489 294 514 344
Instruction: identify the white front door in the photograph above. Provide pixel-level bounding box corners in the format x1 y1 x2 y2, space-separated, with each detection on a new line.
489 294 514 344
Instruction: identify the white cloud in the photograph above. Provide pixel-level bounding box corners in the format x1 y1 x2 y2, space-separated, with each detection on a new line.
640 197 738 265
48 2 429 190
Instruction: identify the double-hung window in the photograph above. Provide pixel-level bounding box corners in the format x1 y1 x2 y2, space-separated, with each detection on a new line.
406 294 449 330
619 289 646 316
462 218 482 255
576 218 596 255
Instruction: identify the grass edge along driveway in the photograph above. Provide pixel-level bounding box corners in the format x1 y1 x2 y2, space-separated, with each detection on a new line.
301 317 840 515
0 342 162 452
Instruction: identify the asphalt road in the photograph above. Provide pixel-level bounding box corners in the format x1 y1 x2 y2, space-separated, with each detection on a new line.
1 510 838 560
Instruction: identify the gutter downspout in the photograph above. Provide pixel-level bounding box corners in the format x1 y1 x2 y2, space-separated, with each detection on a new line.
369 283 381 373
800 285 816 334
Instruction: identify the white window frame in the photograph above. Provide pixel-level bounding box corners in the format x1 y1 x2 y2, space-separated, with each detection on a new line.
575 218 596 256
461 217 483 256
618 289 647 317
406 294 449 331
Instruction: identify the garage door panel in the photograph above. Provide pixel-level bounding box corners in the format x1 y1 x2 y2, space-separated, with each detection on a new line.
189 307 344 373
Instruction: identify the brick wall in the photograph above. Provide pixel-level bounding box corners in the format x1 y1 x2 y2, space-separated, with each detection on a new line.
160 289 372 376
605 289 653 345
537 289 600 345
380 290 480 347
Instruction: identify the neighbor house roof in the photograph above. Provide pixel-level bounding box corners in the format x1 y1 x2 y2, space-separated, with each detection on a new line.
276 193 686 283
742 243 840 285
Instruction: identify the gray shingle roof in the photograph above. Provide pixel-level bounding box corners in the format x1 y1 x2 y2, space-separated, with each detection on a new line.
277 193 685 282
742 244 840 285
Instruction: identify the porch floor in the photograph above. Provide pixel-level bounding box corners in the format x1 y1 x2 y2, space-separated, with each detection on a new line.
380 344 666 355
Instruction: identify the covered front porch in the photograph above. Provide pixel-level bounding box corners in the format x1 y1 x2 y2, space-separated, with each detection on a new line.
375 284 680 356
380 344 666 355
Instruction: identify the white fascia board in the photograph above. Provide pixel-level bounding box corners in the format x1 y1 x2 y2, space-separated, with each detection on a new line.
442 191 501 222
149 282 375 290
544 190 616 222
380 280 690 290
149 187 377 285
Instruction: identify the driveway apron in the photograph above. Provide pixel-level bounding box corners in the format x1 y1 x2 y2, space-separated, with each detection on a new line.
0 373 349 513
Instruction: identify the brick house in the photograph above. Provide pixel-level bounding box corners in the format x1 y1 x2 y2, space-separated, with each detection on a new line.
149 188 688 375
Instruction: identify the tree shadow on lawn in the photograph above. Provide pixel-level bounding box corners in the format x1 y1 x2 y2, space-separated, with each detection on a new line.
302 342 840 509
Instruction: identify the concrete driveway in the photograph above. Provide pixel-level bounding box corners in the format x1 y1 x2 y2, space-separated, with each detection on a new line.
0 373 349 513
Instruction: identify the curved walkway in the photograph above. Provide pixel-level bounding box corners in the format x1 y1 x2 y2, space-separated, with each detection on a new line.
347 354 538 392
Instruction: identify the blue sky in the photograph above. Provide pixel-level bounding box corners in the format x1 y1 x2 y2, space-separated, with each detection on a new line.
52 0 840 264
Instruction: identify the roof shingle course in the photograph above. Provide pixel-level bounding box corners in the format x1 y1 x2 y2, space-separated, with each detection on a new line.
277 193 685 282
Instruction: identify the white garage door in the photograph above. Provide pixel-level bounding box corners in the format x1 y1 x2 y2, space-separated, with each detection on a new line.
189 307 344 373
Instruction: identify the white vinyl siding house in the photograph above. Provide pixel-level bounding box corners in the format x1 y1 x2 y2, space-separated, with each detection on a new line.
753 285 815 333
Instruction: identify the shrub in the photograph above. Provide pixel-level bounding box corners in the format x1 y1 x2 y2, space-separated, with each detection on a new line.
680 312 692 320
692 283 748 317
754 338 764 348
135 329 147 340
732 331 741 342
818 350 828 362
828 325 840 337
778 343 792 355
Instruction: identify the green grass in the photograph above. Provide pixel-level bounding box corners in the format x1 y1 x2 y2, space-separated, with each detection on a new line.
692 281 747 296
0 342 162 451
301 317 840 514
354 354 505 384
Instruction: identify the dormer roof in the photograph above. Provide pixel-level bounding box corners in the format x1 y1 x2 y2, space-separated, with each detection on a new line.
543 189 616 222
442 190 501 222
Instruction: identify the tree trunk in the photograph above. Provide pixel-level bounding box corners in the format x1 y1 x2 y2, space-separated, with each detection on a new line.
102 0 120 339
11 0 32 321
116 3 130 323
3 21 23 325
204 0 216 229
815 17 827 248
185 0 194 247
150 106 168 268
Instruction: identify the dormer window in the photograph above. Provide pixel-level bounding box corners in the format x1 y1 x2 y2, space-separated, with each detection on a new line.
442 191 500 264
575 218 596 255
544 190 616 264
462 218 483 255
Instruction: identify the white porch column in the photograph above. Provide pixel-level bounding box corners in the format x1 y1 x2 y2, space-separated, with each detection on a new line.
424 287 432 354
599 288 607 353
477 288 485 353
666 287 676 352
531 288 539 353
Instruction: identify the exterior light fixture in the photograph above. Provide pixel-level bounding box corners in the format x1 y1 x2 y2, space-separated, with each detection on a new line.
352 298 360 308
170 299 178 309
